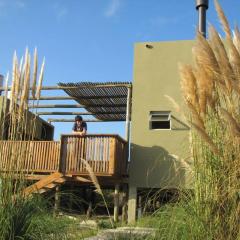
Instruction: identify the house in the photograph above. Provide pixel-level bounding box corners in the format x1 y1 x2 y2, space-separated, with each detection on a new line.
0 41 194 223
0 0 208 223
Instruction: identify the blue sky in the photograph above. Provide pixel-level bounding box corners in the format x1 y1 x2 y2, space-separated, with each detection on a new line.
0 0 239 139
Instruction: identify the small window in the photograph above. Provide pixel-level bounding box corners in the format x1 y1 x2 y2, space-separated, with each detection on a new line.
149 111 171 130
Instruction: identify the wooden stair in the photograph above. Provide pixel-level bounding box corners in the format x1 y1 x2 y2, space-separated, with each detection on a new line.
23 172 67 197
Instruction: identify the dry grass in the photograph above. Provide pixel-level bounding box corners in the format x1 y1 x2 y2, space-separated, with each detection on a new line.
179 1 240 239
80 157 114 228
0 49 52 240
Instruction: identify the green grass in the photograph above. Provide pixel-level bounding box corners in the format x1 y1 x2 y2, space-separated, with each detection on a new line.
0 192 98 240
136 202 211 240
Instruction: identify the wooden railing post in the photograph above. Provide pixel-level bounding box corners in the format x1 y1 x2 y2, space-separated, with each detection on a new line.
59 135 67 173
109 137 116 175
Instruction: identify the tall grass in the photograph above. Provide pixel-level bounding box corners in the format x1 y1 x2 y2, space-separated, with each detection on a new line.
177 0 240 239
0 49 78 240
137 1 240 240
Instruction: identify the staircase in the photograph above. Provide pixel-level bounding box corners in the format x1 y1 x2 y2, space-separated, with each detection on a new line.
23 172 67 196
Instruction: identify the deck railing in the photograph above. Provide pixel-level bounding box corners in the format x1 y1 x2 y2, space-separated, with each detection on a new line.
60 134 127 176
0 141 60 172
0 134 128 176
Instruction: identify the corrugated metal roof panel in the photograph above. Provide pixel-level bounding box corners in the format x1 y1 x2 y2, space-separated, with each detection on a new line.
58 82 131 121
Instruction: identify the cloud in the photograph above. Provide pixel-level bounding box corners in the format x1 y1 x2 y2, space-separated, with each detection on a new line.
53 3 68 20
56 7 68 19
15 0 25 8
104 0 121 17
0 0 25 8
0 0 25 16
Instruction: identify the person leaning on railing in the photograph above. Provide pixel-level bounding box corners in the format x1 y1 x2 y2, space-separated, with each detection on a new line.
72 115 88 164
72 115 87 135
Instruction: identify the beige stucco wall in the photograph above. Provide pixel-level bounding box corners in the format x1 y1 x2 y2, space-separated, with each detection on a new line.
129 40 195 189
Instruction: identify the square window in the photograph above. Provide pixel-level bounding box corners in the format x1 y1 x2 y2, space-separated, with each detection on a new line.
149 111 171 130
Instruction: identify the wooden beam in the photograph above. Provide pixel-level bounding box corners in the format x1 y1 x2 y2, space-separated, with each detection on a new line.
53 178 66 184
29 103 126 109
28 94 126 100
29 96 73 100
37 111 125 116
45 183 57 189
73 176 91 182
23 172 64 196
48 118 122 123
0 84 132 91
42 84 131 89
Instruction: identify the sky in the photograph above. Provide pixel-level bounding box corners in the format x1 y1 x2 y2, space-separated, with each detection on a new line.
0 0 239 140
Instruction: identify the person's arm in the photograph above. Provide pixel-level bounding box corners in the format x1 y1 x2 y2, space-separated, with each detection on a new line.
80 122 87 136
72 130 80 134
72 123 78 134
72 122 87 135
80 128 86 136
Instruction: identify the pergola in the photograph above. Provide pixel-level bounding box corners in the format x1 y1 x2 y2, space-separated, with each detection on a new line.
28 82 132 141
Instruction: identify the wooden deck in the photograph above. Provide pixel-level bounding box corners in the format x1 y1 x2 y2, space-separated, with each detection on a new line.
0 134 128 179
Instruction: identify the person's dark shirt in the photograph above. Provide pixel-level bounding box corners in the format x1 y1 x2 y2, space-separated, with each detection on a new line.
72 121 87 132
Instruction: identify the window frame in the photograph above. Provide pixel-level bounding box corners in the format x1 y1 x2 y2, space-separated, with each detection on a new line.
149 111 171 130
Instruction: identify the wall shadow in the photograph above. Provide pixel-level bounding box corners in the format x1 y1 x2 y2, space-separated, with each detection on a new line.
171 115 190 131
129 143 193 189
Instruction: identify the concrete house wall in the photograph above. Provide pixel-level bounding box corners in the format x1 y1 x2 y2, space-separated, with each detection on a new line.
128 40 195 222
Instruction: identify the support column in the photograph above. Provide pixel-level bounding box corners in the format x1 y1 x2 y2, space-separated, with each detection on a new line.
86 188 94 219
113 184 120 222
125 87 132 142
127 186 137 223
137 195 142 219
54 186 60 216
125 86 132 175
82 187 87 214
121 185 128 223
68 183 74 213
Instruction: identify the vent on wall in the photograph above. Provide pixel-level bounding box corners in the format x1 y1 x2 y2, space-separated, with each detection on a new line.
149 111 171 130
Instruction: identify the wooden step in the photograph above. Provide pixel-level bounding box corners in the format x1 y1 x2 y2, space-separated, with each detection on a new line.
74 176 91 183
38 188 47 194
23 172 65 196
53 178 66 184
45 183 57 189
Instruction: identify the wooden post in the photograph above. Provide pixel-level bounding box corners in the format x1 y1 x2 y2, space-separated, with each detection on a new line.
86 188 94 219
59 135 67 173
114 184 120 222
109 138 116 175
125 87 131 172
125 87 132 142
68 183 74 213
121 185 128 223
82 187 87 214
137 195 142 219
54 186 60 216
